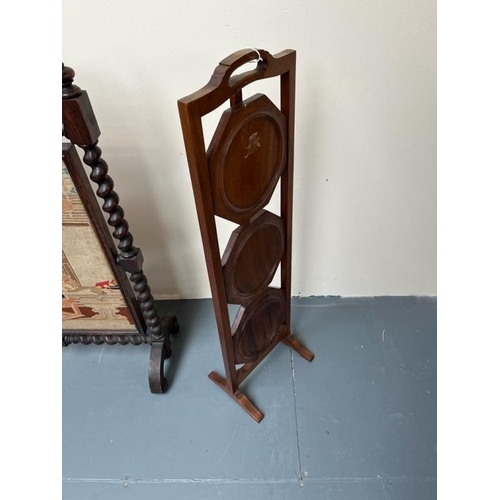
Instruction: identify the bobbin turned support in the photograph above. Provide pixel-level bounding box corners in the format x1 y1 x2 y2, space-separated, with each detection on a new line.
62 63 178 393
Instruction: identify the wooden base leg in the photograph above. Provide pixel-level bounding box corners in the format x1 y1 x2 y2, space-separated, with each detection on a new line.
282 334 315 362
149 341 168 393
148 315 180 394
208 371 264 423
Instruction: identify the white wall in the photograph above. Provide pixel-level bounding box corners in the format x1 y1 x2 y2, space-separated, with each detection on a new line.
62 0 436 298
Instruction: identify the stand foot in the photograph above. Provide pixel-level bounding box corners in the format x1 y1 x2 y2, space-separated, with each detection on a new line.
149 341 168 393
208 371 264 423
148 315 179 393
282 334 315 362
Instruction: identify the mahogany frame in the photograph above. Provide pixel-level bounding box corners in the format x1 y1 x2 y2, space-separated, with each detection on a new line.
178 49 314 422
62 64 178 393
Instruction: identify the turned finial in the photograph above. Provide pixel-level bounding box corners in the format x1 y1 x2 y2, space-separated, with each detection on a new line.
62 63 82 99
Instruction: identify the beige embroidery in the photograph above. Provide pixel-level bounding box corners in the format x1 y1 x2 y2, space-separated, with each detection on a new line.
244 132 261 158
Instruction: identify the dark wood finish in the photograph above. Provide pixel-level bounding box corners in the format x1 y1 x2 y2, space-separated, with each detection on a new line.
62 333 150 346
235 328 285 385
178 48 314 422
207 94 286 224
80 143 163 338
148 316 180 393
283 333 315 363
221 210 285 305
62 64 178 393
208 371 264 423
62 315 179 348
232 288 286 364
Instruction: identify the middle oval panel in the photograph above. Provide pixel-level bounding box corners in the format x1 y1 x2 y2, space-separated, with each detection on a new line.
221 210 285 305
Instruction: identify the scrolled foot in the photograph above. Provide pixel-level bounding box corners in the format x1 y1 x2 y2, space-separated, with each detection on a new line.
148 342 168 393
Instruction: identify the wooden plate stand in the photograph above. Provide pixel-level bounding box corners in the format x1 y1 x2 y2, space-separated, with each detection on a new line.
178 49 314 422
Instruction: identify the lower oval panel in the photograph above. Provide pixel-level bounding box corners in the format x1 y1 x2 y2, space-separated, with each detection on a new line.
232 288 286 364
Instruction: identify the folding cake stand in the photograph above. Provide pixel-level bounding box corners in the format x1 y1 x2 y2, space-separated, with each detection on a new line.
178 48 314 422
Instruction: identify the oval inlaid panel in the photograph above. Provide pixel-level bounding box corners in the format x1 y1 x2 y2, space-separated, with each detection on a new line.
232 288 286 364
221 211 285 304
207 94 287 224
223 116 281 209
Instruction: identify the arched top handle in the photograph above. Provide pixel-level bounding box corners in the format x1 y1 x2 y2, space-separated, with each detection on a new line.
178 48 296 116
217 48 268 87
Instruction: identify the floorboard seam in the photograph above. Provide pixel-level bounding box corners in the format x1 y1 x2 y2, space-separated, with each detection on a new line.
306 478 437 483
62 476 437 484
382 479 391 500
290 349 303 481
62 478 300 484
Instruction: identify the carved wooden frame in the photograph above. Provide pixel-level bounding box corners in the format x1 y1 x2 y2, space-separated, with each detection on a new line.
62 143 147 336
178 49 314 422
62 64 178 393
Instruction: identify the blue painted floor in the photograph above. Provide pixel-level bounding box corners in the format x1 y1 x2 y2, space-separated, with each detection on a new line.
62 296 436 499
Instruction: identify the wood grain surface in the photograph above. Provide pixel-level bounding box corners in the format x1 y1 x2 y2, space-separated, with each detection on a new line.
207 94 286 224
222 210 285 305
